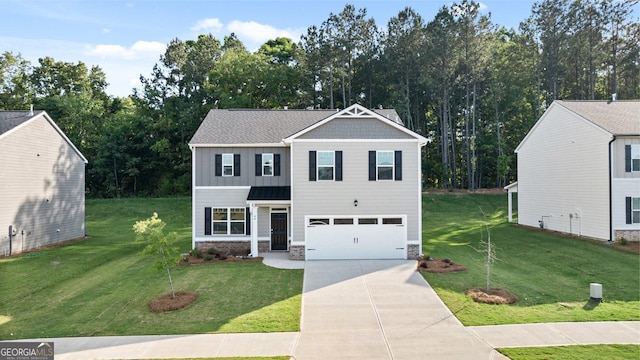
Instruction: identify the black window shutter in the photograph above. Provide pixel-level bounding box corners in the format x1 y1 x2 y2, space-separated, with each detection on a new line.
246 207 251 235
625 145 632 172
626 197 632 224
369 151 376 181
309 151 316 181
335 151 343 181
255 154 262 176
274 154 281 176
394 150 402 181
204 207 212 235
234 154 241 176
215 154 222 176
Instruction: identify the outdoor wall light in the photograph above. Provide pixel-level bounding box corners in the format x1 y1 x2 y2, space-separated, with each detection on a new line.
354 199 358 207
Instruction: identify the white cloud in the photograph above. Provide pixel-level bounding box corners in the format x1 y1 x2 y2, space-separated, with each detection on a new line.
86 41 165 60
226 20 298 44
191 18 224 33
102 28 110 33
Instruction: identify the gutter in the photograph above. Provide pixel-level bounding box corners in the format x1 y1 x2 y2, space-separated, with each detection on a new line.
608 135 615 242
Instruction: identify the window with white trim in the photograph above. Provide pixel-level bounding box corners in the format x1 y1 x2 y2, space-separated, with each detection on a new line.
377 151 394 180
317 151 335 181
213 207 245 234
262 153 274 176
633 197 640 224
222 154 234 176
632 145 640 172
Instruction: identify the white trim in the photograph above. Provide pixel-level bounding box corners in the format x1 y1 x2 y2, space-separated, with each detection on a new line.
269 207 290 251
283 104 428 145
247 200 291 205
191 145 197 250
375 150 395 181
190 143 288 149
1 111 89 164
288 138 422 143
416 142 423 256
195 186 252 190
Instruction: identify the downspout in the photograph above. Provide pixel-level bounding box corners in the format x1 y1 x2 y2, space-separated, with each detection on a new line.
608 135 615 242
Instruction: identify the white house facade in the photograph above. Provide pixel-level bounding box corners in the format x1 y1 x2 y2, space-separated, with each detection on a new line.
514 100 640 242
0 110 88 255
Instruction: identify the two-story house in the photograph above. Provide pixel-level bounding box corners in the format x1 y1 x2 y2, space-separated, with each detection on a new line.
189 104 428 260
513 100 640 242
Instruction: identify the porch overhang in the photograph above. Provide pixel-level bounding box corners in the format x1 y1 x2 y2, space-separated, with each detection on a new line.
247 186 291 203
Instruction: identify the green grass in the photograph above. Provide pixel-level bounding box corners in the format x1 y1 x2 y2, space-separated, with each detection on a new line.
421 193 640 326
498 344 640 359
0 198 303 340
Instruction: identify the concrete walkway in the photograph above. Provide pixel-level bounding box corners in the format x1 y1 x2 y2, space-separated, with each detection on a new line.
6 255 640 359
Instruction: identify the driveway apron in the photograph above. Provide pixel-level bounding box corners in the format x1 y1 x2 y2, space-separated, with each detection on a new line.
292 260 506 360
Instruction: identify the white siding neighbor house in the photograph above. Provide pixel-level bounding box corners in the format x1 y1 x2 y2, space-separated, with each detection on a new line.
0 110 88 255
513 100 640 242
189 104 428 260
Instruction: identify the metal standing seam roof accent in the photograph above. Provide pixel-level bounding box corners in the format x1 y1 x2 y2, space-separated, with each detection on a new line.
556 100 640 136
247 186 291 201
189 108 403 145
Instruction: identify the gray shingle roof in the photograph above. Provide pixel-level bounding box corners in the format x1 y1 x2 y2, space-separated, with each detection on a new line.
557 100 640 135
189 108 402 145
0 111 44 135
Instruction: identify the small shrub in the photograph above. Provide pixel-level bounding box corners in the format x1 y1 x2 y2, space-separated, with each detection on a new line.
219 254 228 261
190 248 203 258
207 247 219 255
619 237 628 245
204 255 214 261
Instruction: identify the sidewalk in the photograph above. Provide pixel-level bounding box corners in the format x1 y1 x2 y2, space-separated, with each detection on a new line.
5 256 639 359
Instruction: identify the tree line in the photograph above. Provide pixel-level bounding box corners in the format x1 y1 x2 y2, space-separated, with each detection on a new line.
1 0 638 197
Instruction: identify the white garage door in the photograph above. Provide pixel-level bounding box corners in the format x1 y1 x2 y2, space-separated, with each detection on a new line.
305 215 407 260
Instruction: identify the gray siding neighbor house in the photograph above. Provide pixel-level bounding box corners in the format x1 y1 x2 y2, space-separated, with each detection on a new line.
512 100 640 242
189 104 428 260
0 110 88 255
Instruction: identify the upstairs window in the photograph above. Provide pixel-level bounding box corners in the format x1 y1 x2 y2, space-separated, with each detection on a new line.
625 144 640 172
317 151 335 180
222 154 234 176
215 153 240 176
309 150 342 181
369 150 402 181
376 151 394 180
262 153 274 176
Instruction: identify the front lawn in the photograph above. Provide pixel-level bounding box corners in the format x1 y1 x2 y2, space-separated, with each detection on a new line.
421 192 640 326
498 344 640 360
0 198 303 340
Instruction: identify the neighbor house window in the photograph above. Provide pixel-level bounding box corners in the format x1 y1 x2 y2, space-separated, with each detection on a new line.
262 153 274 176
222 154 234 176
213 208 245 234
632 145 640 172
377 151 394 180
317 151 335 181
633 198 640 224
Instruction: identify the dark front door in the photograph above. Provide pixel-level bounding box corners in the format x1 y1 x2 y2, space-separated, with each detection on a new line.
271 213 287 251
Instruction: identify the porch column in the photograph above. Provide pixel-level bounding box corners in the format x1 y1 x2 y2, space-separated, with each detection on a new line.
507 192 513 223
250 204 259 257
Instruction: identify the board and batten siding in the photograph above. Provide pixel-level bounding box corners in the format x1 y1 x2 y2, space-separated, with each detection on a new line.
297 117 414 140
0 115 85 254
290 140 421 244
194 147 290 187
516 104 612 240
612 137 640 179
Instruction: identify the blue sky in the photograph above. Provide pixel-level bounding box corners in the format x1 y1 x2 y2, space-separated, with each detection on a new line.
1 0 537 97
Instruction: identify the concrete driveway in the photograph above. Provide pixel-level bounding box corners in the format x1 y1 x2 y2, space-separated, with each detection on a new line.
292 260 506 360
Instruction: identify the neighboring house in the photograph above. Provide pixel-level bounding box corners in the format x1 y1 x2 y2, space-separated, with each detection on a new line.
0 110 88 255
189 104 428 260
512 100 640 242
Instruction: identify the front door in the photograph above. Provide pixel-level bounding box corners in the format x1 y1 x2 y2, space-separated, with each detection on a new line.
271 212 288 251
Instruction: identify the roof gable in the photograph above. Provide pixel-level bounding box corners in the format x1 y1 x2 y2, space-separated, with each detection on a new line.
284 104 428 144
515 100 640 153
0 110 88 164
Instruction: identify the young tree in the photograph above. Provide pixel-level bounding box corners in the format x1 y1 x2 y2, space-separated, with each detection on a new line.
133 213 181 298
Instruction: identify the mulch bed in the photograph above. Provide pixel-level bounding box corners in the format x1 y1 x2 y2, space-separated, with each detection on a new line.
610 241 640 254
417 258 467 273
465 287 519 304
149 291 198 312
178 254 263 266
